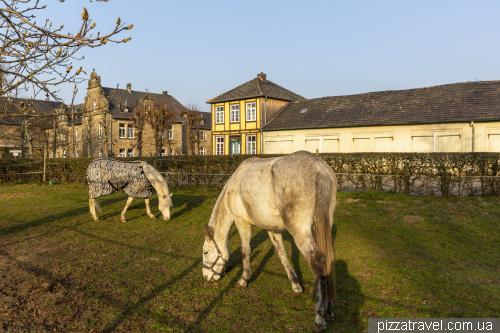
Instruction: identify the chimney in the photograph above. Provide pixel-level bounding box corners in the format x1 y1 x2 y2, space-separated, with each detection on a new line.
162 91 168 97
126 83 131 93
257 72 267 81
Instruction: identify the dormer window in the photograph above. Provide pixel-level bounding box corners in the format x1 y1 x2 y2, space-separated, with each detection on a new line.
200 119 205 125
122 107 129 113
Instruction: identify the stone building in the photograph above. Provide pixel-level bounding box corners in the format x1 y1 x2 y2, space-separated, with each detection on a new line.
0 98 64 158
50 70 212 158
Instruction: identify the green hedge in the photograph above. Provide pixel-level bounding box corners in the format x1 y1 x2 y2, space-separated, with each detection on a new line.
1 153 500 196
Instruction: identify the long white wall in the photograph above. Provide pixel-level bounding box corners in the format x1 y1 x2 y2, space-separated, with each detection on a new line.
263 122 500 154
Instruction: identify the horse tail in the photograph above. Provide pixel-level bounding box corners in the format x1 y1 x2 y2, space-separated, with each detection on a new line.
314 169 336 303
94 199 102 214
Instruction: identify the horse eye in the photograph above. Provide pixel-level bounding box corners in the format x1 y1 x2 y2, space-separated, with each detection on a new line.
203 250 208 255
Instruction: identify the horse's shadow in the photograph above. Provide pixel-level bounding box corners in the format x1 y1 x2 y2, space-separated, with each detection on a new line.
98 193 207 221
0 195 125 237
223 224 365 332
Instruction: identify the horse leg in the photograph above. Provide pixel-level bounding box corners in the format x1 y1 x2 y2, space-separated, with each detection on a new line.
121 197 134 222
235 220 252 288
292 232 329 332
144 198 156 219
89 198 99 221
267 231 302 293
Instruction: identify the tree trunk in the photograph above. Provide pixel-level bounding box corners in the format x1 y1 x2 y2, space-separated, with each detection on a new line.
166 140 171 156
136 129 143 157
186 132 192 155
155 131 163 157
19 118 24 158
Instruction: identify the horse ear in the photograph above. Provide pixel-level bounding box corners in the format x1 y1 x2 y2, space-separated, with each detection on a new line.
204 224 214 240
170 193 173 197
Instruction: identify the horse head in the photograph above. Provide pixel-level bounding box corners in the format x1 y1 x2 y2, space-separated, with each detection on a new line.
202 224 228 282
158 193 173 221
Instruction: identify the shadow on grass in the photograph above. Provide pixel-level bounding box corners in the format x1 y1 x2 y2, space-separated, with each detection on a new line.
330 260 365 333
0 195 125 237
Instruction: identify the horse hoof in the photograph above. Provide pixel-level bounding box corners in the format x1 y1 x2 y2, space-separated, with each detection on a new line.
121 219 127 223
292 285 303 293
238 278 248 288
326 312 335 321
150 216 157 220
93 218 100 222
313 322 327 332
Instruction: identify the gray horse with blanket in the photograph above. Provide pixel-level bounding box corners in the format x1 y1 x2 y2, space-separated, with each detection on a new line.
87 158 173 222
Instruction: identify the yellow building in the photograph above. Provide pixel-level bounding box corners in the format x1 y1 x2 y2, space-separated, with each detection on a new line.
207 73 304 155
263 81 500 153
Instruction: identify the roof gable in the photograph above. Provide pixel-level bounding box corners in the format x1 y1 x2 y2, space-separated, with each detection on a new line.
208 75 305 104
101 87 188 122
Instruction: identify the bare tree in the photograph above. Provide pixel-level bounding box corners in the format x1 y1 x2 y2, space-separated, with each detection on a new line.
132 103 146 157
1 1 132 159
143 97 176 157
0 0 133 101
182 104 203 155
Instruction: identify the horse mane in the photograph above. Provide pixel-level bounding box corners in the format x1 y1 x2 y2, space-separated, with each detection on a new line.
142 163 169 196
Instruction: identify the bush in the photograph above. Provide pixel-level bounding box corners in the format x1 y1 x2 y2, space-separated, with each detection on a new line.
1 153 499 196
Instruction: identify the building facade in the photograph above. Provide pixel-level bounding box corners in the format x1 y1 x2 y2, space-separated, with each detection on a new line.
262 81 500 153
50 70 212 158
207 73 304 155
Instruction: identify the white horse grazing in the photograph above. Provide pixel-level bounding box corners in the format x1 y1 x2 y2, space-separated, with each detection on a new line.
202 151 337 332
87 158 173 222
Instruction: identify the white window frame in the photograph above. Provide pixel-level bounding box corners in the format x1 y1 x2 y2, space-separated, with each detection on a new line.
128 126 134 138
199 148 206 155
75 150 79 157
99 124 103 138
215 106 224 124
199 131 206 141
246 102 256 121
93 100 96 112
99 149 102 157
246 135 256 154
75 128 79 142
168 127 173 140
119 123 126 138
161 149 166 157
230 104 240 123
119 149 126 157
127 149 134 157
216 136 225 155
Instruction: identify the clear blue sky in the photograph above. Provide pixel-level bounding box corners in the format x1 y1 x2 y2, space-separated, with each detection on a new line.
43 0 500 112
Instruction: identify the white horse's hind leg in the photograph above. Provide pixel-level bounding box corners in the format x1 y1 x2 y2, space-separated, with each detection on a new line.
144 198 156 219
268 231 302 293
121 197 134 222
292 232 329 332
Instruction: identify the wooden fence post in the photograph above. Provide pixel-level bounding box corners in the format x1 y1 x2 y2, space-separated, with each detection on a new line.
43 150 46 182
316 149 319 156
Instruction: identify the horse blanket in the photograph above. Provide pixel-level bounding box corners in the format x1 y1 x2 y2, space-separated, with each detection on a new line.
87 158 153 199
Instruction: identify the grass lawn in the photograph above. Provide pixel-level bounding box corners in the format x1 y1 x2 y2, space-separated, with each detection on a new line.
0 184 499 332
